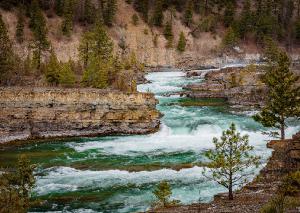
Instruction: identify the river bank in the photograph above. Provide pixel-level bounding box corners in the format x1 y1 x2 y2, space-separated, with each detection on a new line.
151 132 300 213
0 68 299 212
0 87 160 144
0 69 299 212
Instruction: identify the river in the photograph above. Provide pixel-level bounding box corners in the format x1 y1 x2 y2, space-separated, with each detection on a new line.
1 68 299 213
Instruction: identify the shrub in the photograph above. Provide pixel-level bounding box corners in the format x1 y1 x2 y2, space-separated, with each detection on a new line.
152 181 180 208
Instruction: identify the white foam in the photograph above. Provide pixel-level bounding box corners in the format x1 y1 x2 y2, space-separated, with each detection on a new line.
35 166 207 196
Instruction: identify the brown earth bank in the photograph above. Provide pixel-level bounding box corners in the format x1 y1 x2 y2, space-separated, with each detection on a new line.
0 87 161 144
150 132 300 213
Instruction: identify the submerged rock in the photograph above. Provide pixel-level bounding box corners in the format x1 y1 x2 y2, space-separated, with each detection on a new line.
0 87 161 143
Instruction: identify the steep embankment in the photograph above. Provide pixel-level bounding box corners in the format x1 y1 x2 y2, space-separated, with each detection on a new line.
0 1 270 68
0 87 160 143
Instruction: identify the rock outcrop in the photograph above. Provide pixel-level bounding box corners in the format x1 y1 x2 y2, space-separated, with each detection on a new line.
185 65 267 107
0 87 160 143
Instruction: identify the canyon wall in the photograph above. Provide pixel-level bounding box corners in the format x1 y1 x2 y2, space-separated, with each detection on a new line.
0 87 160 143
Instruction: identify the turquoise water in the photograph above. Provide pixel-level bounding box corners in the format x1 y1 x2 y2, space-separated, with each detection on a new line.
1 70 299 213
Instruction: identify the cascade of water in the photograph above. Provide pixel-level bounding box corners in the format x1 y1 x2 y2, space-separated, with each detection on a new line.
2 67 298 213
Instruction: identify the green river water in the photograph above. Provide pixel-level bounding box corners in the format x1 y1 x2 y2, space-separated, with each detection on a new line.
1 69 299 213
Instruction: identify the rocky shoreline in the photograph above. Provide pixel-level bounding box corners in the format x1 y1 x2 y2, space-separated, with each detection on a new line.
0 87 161 144
150 132 300 213
184 65 267 107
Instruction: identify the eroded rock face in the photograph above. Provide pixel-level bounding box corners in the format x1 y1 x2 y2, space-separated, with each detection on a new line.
0 87 161 143
185 66 267 107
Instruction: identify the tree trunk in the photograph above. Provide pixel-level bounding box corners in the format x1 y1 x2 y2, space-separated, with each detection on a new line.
205 0 208 15
228 185 233 200
281 123 285 140
228 172 233 200
280 116 285 140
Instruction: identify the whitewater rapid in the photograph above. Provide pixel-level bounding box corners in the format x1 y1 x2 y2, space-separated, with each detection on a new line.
24 69 299 213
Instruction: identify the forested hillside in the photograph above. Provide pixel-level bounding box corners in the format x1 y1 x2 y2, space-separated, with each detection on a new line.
1 0 300 88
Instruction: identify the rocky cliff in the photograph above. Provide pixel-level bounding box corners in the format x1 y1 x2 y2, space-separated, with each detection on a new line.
0 87 160 143
185 65 267 107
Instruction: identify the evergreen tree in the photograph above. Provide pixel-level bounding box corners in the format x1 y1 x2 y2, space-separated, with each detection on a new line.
0 155 36 212
83 0 95 25
132 14 139 26
45 51 60 86
0 14 14 85
152 181 180 208
203 123 260 200
103 0 117 27
164 21 173 48
79 31 94 68
59 61 76 87
253 40 300 139
82 56 110 88
55 0 64 16
16 7 25 43
295 19 300 40
152 0 164 27
61 0 75 37
184 0 193 27
79 21 114 88
255 0 276 42
222 27 238 49
79 21 113 67
177 32 186 52
133 0 149 22
30 0 50 69
223 1 235 27
238 0 253 39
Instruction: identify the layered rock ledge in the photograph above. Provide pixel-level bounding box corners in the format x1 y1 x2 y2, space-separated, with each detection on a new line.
185 66 267 107
0 87 161 143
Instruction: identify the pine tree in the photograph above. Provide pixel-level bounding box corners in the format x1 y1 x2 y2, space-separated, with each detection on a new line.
132 14 139 26
55 0 64 16
0 155 36 212
83 0 95 25
152 181 180 208
203 123 260 200
82 56 110 88
184 0 193 27
103 0 117 27
61 0 75 37
164 21 173 48
133 0 149 22
79 21 114 88
0 14 14 85
224 1 235 27
253 40 300 139
295 19 300 40
255 0 276 42
59 61 76 87
79 21 113 67
45 51 60 86
177 32 186 52
222 27 238 49
152 0 164 27
238 0 253 40
16 7 25 43
79 31 94 68
30 0 50 69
